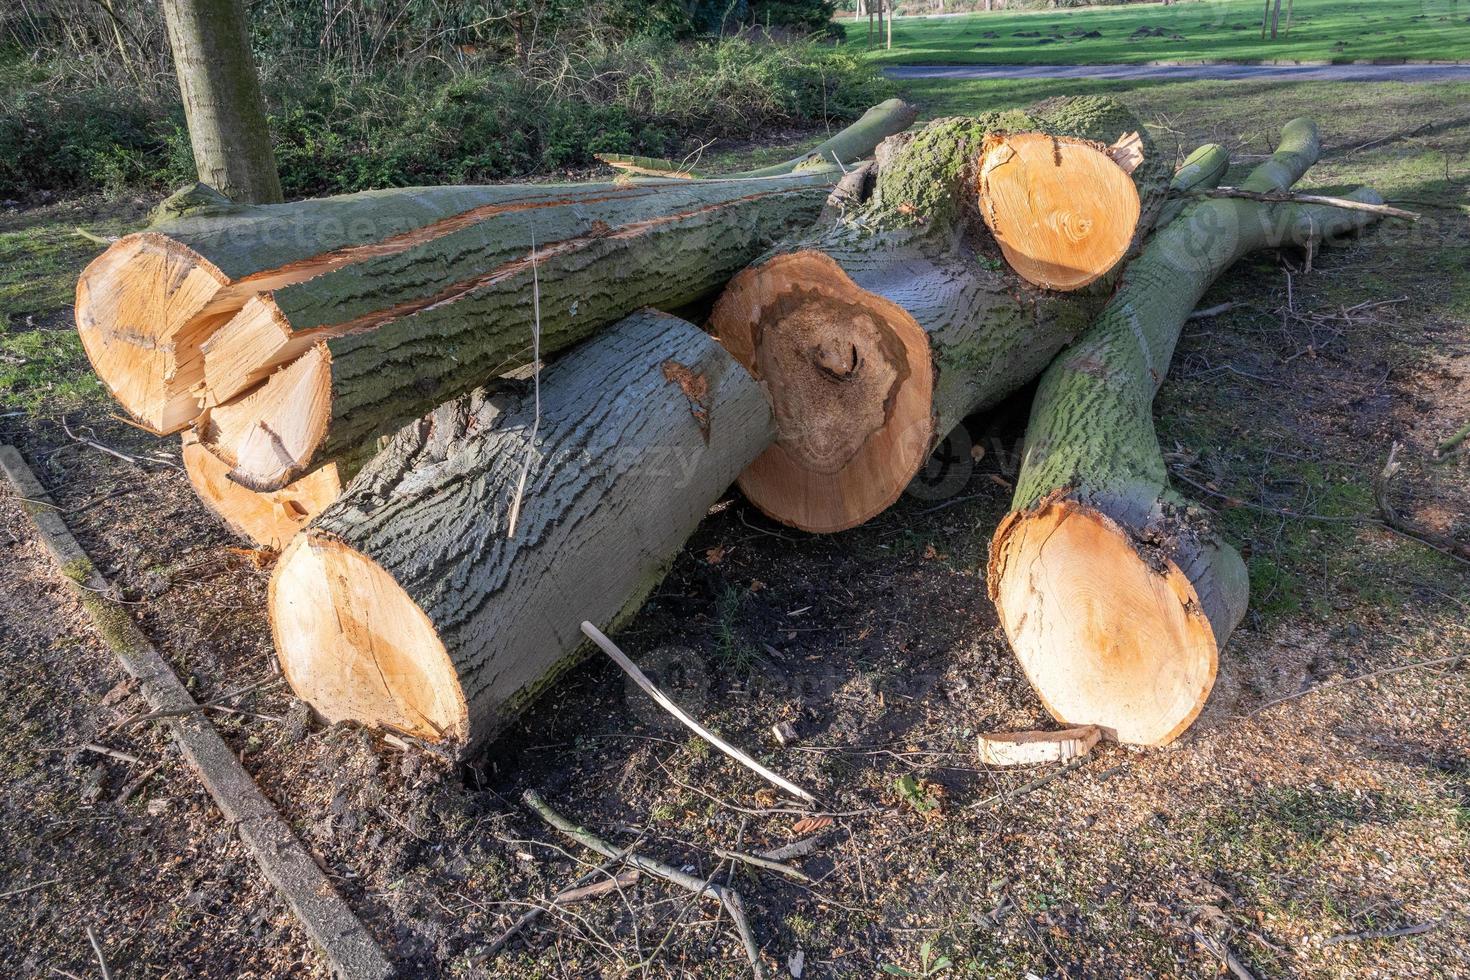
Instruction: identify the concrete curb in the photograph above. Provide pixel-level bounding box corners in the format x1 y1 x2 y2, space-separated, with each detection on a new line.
1 444 395 980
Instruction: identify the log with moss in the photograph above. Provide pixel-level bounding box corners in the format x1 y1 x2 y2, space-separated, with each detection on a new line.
987 119 1385 746
707 96 1168 533
268 310 775 752
76 100 915 438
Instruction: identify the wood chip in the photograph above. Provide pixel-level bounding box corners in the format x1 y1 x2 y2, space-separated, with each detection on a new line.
977 725 1102 766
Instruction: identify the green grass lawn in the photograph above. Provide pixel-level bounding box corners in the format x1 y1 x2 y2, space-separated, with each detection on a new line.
857 0 1470 65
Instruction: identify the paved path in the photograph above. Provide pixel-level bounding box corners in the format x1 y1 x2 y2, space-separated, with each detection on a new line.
885 63 1470 83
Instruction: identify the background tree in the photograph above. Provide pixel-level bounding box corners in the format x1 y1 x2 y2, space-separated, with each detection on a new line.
160 0 282 203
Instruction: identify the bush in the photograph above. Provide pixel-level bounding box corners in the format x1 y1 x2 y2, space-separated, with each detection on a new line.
0 35 889 200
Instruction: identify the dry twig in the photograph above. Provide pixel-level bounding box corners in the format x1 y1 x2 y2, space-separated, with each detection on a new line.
523 790 766 979
581 621 816 803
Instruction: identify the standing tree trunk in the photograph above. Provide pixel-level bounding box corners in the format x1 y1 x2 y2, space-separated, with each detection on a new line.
1269 0 1282 38
886 0 894 48
160 0 282 205
988 120 1385 746
269 310 775 753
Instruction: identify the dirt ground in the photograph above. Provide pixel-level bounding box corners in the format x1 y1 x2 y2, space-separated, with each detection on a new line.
2 82 1468 978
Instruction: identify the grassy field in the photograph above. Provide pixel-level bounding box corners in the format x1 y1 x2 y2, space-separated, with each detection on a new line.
858 0 1470 65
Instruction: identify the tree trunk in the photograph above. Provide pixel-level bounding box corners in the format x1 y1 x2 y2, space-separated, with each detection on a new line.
709 97 1164 533
988 120 1384 746
192 170 833 492
160 0 282 205
79 180 678 434
1270 0 1282 38
78 100 914 436
886 0 894 48
268 310 775 753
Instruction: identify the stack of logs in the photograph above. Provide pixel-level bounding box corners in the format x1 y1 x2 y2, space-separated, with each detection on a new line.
74 96 1383 757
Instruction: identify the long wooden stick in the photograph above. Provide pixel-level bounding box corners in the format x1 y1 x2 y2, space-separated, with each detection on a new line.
523 790 766 979
580 621 817 803
1190 187 1419 220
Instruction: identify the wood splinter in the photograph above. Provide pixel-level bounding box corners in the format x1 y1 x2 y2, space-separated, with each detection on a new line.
977 725 1102 767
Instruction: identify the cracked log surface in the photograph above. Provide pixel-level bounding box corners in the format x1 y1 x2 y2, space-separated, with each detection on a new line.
78 179 681 433
711 96 1166 533
269 310 775 753
988 122 1386 746
196 172 832 492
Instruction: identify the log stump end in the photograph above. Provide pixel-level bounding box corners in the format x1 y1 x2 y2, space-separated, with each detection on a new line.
271 532 468 743
74 233 230 433
987 492 1218 746
711 251 934 534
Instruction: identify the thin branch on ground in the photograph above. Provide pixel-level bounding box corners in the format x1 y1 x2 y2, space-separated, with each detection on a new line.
1182 187 1419 220
85 926 112 980
1375 441 1470 565
1246 655 1465 719
581 621 817 804
112 677 283 730
1191 929 1256 980
1323 921 1437 945
523 790 766 979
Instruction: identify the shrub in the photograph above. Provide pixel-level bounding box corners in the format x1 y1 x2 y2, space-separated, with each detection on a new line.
0 31 889 200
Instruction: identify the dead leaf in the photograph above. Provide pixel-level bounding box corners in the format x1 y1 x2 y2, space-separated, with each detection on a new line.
226 545 278 569
923 543 938 560
705 545 726 565
754 788 779 807
791 815 833 836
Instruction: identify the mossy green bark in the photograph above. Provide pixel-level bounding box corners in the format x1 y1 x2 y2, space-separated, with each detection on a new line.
1007 120 1384 647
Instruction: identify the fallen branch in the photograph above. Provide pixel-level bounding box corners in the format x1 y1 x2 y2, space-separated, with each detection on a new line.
1188 187 1419 220
757 834 829 863
1435 420 1470 459
479 862 638 962
1191 929 1256 980
41 742 143 765
112 677 282 731
1323 921 1437 945
713 848 812 882
0 877 65 900
1245 655 1465 719
1375 441 1470 566
523 790 766 979
87 926 113 980
581 621 817 804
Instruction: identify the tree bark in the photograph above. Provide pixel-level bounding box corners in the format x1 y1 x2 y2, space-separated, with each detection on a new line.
79 179 681 433
78 99 915 436
160 0 281 205
709 97 1165 532
268 310 775 753
988 121 1384 746
193 170 834 492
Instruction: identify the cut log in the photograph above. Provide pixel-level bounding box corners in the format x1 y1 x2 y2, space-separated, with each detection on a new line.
269 310 774 752
77 180 668 433
710 96 1167 532
191 171 825 492
181 431 341 549
977 131 1141 290
988 120 1385 746
78 99 915 436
